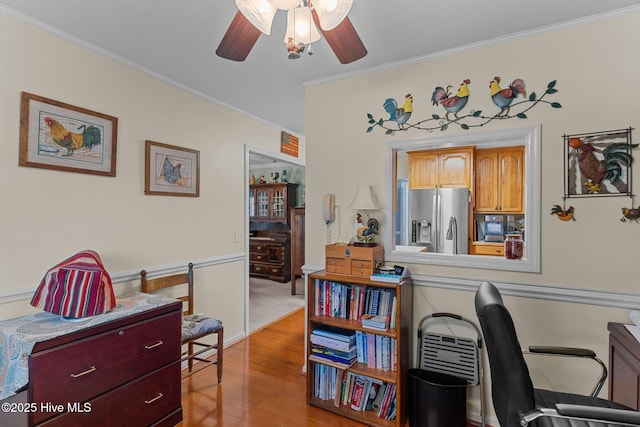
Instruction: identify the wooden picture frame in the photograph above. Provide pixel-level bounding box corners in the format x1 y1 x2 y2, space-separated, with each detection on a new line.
19 92 118 176
145 140 200 197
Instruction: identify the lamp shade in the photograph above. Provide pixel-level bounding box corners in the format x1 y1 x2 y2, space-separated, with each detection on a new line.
270 0 300 9
235 0 278 35
284 6 321 44
312 0 353 30
347 184 381 210
30 250 116 319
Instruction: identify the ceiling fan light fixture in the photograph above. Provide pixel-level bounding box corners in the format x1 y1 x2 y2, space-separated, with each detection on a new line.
283 6 321 45
312 0 353 30
235 0 278 35
270 0 301 9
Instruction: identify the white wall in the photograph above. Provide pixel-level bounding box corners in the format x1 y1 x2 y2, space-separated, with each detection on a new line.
305 9 640 423
0 12 304 344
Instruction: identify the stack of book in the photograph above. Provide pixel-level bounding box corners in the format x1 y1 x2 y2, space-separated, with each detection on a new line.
361 313 390 331
310 327 356 369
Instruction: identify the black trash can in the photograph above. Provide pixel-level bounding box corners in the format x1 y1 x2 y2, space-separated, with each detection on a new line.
407 368 467 427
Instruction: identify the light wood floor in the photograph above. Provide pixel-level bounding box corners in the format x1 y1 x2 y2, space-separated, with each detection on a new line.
178 309 481 427
179 308 366 427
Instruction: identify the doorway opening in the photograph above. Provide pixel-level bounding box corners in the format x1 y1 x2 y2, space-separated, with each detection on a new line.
246 146 305 333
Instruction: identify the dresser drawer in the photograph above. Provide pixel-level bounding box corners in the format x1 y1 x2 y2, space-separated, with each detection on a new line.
250 242 268 254
30 311 181 424
38 363 181 427
251 263 282 277
250 253 268 262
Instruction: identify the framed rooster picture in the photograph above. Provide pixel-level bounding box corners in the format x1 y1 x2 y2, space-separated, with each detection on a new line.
19 92 118 176
144 140 200 197
564 128 636 198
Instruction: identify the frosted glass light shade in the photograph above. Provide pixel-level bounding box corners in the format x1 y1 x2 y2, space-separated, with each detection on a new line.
270 0 300 9
313 0 353 30
347 185 381 210
235 0 278 35
283 6 321 44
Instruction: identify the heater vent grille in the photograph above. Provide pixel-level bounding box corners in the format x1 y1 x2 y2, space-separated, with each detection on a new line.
419 332 479 385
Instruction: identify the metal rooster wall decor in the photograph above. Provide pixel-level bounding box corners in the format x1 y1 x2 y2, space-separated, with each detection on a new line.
366 77 561 135
564 128 636 198
562 127 639 224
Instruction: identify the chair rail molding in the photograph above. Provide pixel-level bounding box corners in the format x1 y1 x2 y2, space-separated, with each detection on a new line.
0 252 246 305
303 263 640 310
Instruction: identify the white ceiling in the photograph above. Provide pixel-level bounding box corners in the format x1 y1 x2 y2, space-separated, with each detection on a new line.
2 0 639 137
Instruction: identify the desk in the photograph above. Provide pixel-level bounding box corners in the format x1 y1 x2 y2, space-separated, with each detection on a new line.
608 322 640 409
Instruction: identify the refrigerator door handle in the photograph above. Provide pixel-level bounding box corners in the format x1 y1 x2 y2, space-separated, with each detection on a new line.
433 192 440 252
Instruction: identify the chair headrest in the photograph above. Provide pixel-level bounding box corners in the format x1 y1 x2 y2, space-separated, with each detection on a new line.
475 282 504 316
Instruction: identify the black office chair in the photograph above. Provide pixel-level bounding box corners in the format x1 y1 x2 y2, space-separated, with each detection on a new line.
474 282 640 427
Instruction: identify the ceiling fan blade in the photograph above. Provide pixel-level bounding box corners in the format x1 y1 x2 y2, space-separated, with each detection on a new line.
312 11 367 64
216 11 262 62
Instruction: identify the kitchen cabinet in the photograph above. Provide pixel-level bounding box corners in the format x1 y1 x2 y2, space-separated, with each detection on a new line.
470 241 504 257
251 183 298 223
250 238 291 282
408 146 474 190
475 146 524 213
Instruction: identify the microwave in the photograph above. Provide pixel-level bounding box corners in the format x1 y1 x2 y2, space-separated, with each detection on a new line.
484 215 505 242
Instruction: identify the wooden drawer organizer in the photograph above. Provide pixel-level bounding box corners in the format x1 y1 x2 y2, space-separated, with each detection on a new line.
325 244 384 277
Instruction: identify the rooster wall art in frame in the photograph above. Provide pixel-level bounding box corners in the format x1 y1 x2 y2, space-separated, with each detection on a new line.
19 92 118 176
144 140 200 197
564 128 637 197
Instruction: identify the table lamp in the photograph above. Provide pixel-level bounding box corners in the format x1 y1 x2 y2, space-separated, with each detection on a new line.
347 184 381 246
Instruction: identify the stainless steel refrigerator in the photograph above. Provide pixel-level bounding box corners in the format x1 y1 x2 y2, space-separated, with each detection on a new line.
409 187 470 254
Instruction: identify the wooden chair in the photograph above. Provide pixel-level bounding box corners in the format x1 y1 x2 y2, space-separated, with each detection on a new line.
141 262 223 383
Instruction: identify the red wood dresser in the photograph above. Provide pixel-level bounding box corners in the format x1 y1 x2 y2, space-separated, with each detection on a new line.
0 294 183 427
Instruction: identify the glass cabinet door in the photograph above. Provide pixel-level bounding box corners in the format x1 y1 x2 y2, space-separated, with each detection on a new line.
271 189 285 220
248 188 256 218
257 189 270 219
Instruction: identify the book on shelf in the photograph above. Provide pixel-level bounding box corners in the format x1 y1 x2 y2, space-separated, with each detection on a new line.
309 353 355 370
312 326 355 342
311 326 356 352
310 334 354 352
361 313 390 331
349 376 367 410
369 265 410 283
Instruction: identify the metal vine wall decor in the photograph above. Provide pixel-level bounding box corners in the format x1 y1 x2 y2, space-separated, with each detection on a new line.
365 77 561 135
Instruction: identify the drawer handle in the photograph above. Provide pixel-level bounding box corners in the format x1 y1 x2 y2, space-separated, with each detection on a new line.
70 366 96 378
145 393 164 404
145 340 164 350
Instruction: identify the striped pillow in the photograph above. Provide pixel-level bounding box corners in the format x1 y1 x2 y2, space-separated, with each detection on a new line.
30 250 116 318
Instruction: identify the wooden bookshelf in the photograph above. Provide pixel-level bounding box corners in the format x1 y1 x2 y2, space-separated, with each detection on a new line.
306 271 413 427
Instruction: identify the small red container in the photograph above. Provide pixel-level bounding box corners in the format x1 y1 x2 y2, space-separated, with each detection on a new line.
504 234 524 260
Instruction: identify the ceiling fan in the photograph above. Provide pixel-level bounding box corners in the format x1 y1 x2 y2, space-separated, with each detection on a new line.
216 0 367 64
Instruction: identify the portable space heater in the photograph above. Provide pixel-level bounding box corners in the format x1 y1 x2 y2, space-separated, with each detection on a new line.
417 312 486 427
